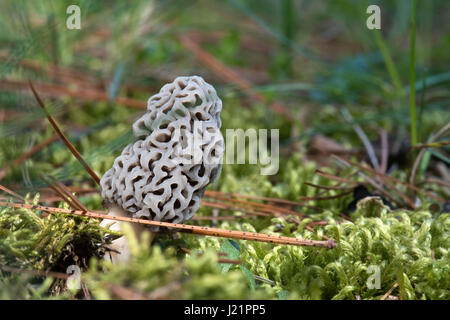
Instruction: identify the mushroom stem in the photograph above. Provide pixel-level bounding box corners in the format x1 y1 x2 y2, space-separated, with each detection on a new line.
100 205 155 263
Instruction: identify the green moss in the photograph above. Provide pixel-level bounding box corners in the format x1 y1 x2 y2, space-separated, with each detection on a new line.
83 226 275 299
0 194 115 272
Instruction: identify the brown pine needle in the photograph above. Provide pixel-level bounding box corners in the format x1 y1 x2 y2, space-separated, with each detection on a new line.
105 284 151 300
192 215 256 221
39 187 296 218
0 134 58 181
41 177 79 210
1 79 146 109
340 157 445 203
381 283 399 300
332 156 413 208
179 34 293 123
0 184 25 201
303 181 356 191
286 217 331 241
205 190 305 207
40 186 98 195
202 200 270 217
46 175 89 212
305 226 331 241
0 53 98 88
315 170 359 184
0 201 336 249
28 80 101 185
53 188 306 210
39 174 88 212
298 189 353 201
204 193 304 217
419 178 450 189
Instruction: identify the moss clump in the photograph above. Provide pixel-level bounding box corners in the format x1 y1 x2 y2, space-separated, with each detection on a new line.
84 224 275 300
223 199 449 300
0 194 114 276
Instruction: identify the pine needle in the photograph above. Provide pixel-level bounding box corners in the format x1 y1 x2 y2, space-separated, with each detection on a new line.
28 80 101 185
179 34 294 122
0 184 25 201
0 134 58 181
0 201 337 249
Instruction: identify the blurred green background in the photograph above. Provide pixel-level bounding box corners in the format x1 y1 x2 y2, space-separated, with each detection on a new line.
0 0 449 190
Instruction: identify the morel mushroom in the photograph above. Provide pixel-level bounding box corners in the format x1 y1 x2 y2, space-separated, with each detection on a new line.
100 76 224 231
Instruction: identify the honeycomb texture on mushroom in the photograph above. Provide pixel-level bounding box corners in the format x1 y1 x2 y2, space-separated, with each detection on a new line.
100 76 224 229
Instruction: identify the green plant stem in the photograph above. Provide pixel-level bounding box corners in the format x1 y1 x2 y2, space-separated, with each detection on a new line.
418 69 427 143
374 30 404 99
410 0 417 146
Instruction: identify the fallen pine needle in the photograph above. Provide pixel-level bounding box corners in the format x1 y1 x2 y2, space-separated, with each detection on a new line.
340 156 445 203
179 35 293 123
0 134 58 181
0 184 25 201
0 201 336 249
29 80 101 185
205 190 306 207
381 283 399 300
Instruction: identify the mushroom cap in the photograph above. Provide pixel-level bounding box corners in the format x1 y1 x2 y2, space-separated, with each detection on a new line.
100 76 224 230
